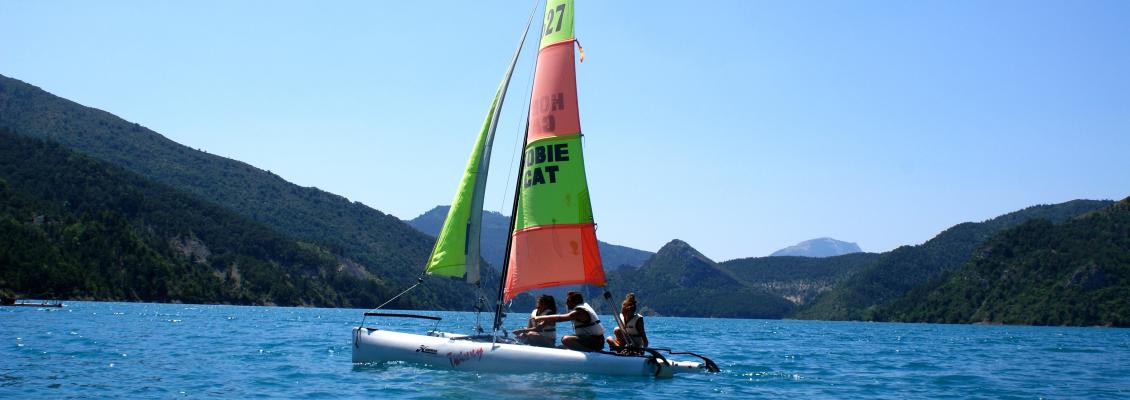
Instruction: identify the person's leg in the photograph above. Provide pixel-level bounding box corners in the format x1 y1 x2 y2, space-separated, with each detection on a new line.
577 335 604 352
526 332 554 347
607 327 624 347
561 335 582 351
563 335 606 352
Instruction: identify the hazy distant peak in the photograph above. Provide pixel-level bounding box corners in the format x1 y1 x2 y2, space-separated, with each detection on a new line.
770 238 861 258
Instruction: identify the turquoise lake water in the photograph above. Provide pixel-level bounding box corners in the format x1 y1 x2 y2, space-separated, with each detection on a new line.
2 301 1128 398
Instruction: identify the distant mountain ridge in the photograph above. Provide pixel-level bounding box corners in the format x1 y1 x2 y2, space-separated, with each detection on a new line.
608 240 794 318
770 238 861 258
606 240 877 317
407 205 653 271
793 199 1115 321
606 199 1119 322
719 252 879 305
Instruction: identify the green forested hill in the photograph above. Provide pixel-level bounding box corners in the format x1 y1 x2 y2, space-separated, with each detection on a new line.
0 74 487 309
793 200 1115 320
881 198 1130 326
0 129 360 305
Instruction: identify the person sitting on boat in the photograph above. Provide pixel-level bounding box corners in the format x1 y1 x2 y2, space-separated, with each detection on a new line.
533 291 605 352
512 294 557 347
606 292 648 350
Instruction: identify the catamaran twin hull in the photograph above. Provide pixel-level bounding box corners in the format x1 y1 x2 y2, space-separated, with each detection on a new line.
352 328 711 377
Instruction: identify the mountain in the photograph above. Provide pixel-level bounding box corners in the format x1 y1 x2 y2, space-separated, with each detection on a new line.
3 74 1122 324
407 205 653 271
599 242 655 270
406 206 512 273
793 200 1116 321
0 129 356 305
607 240 794 318
769 238 861 258
881 198 1130 327
718 252 880 305
0 74 490 310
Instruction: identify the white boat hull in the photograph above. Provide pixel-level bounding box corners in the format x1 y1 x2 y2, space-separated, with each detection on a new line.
351 327 707 377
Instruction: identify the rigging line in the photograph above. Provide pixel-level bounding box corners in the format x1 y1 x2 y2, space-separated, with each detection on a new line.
358 277 424 329
497 52 537 215
373 277 424 311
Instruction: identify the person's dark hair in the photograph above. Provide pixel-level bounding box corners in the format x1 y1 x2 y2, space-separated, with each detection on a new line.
566 291 583 308
537 294 558 314
622 292 637 313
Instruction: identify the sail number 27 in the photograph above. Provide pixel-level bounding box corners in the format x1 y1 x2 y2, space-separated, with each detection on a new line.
545 4 566 36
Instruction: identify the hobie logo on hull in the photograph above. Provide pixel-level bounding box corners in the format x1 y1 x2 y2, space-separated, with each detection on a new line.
415 345 438 355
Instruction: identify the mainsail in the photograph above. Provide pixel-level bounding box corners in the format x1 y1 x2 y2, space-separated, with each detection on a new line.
502 0 604 301
424 9 535 284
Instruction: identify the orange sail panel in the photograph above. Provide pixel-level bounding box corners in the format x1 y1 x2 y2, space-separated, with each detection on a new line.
527 41 580 143
503 0 604 302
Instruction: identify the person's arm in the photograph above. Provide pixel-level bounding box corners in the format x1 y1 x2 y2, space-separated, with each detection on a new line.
534 309 580 323
512 315 537 334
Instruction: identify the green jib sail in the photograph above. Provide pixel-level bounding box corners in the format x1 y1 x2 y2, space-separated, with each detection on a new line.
423 92 499 283
425 10 534 284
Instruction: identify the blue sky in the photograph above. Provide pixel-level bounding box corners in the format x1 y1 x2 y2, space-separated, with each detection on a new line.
2 1 1128 261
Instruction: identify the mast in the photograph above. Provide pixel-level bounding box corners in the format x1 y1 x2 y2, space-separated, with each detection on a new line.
492 120 533 333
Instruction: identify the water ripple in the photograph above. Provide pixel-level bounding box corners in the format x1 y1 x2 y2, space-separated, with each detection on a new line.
2 302 1128 398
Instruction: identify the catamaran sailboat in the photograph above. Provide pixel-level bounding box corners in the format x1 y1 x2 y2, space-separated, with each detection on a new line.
352 0 719 377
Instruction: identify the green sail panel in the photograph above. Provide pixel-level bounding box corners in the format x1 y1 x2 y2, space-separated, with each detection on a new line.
426 12 535 282
424 92 500 280
540 0 575 49
513 135 593 231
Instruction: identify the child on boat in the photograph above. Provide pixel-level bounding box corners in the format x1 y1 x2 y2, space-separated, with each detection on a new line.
532 291 605 352
513 294 557 347
607 292 648 350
